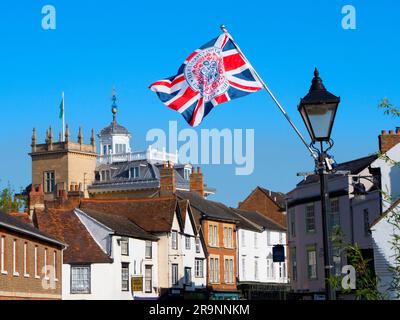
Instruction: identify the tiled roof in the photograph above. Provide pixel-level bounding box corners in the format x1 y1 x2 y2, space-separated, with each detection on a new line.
89 160 216 194
297 154 378 186
80 197 179 233
9 212 32 225
228 209 262 232
231 209 286 232
0 211 64 247
258 187 286 209
35 209 112 264
176 190 238 223
79 209 159 241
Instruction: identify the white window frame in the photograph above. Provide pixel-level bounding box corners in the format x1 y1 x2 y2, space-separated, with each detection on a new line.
213 225 218 246
195 237 201 253
254 257 259 280
330 198 340 230
145 241 152 259
171 263 179 285
195 259 203 278
34 246 39 279
121 263 129 291
13 239 19 276
185 236 191 250
44 248 49 280
241 256 246 280
0 236 6 274
171 231 178 250
305 204 316 233
120 237 129 256
71 265 91 294
24 242 29 277
307 245 317 280
184 167 192 180
145 265 152 293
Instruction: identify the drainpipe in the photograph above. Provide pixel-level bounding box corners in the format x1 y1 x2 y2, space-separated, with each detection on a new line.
350 199 355 245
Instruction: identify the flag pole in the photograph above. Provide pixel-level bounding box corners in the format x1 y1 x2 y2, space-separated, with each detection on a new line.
220 25 318 161
62 91 65 142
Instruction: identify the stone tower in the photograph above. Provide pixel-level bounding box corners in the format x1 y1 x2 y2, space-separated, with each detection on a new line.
30 125 97 201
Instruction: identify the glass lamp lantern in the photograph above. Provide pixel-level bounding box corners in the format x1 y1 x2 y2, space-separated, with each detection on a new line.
298 68 340 143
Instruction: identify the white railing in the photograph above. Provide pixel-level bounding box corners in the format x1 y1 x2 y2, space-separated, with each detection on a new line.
97 146 178 165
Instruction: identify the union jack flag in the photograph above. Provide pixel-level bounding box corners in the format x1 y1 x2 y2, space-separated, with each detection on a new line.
149 33 263 127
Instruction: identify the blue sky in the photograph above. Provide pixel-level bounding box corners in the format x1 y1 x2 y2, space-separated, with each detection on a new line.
0 0 399 206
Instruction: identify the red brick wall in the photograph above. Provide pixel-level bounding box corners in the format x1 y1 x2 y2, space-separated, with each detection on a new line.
203 219 237 291
239 188 286 227
379 129 400 154
0 227 62 300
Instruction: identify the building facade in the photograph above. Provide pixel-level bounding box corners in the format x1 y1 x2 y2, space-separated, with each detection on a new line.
30 126 97 201
79 195 208 299
176 189 240 300
286 130 400 299
370 200 400 300
232 209 289 299
0 211 64 300
238 186 287 227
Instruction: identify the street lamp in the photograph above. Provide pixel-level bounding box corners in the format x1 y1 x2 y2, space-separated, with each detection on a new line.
298 68 340 143
298 68 340 300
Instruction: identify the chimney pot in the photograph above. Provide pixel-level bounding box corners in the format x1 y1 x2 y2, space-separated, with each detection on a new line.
381 130 387 135
389 130 394 134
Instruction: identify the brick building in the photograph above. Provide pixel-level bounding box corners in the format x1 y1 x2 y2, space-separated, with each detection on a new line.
177 190 240 300
0 211 64 300
238 187 287 227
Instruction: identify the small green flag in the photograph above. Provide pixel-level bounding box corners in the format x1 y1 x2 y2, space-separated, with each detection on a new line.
59 94 64 119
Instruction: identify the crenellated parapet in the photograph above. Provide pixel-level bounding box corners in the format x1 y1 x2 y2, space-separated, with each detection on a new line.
31 125 97 155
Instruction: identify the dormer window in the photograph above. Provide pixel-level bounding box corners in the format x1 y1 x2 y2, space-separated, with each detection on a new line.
129 167 139 179
184 167 192 180
100 170 111 181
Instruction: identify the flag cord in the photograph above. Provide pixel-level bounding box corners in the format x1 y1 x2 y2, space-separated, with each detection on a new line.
220 25 318 161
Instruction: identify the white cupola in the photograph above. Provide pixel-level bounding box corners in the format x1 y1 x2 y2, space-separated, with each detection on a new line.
98 88 132 156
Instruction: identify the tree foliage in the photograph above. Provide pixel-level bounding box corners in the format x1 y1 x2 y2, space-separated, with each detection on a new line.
0 183 26 213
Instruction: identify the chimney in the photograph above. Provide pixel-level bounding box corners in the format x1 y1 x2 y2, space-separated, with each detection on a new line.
379 129 400 154
160 161 176 196
190 167 204 197
28 184 45 217
66 184 84 204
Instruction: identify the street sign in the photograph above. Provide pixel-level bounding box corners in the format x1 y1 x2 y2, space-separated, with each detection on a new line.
273 244 285 262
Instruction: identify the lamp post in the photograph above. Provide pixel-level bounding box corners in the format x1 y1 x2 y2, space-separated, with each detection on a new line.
298 68 340 300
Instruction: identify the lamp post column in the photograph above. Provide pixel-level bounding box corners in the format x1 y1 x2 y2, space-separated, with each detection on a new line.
318 150 336 300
